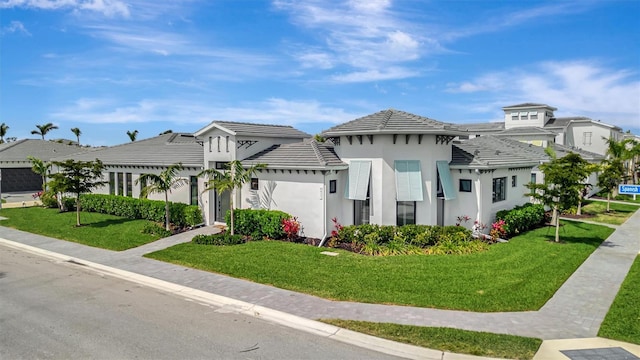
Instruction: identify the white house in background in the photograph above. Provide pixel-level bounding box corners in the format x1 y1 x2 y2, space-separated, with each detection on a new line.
193 121 311 225
54 132 205 208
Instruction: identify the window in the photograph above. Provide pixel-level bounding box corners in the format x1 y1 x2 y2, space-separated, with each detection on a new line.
394 160 423 201
117 172 124 196
493 177 506 203
511 175 517 188
583 132 592 146
126 173 133 197
519 111 528 120
226 136 229 152
354 186 370 225
217 136 221 152
511 112 518 120
250 178 259 190
459 179 472 192
208 136 212 152
329 180 337 193
109 172 115 195
190 176 198 206
530 111 538 120
396 201 416 226
531 173 537 184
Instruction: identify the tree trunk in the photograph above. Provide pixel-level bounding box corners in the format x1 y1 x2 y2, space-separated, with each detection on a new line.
229 193 234 236
554 205 560 243
76 195 81 227
577 196 583 216
607 193 611 213
164 192 170 232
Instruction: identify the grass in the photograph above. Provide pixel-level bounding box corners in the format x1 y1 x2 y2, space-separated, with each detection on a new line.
598 255 640 345
613 194 640 204
321 319 542 360
579 200 639 225
146 220 613 312
0 207 164 251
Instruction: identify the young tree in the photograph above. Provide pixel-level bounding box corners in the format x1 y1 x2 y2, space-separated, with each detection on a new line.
127 130 139 142
71 127 82 146
199 160 265 235
31 123 59 140
136 163 188 231
27 156 52 192
597 159 625 212
0 123 8 144
49 159 106 226
526 152 591 243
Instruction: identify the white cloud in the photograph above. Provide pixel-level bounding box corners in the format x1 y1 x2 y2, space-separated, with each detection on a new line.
448 60 640 129
1 20 31 35
332 67 418 83
0 0 130 17
50 97 362 128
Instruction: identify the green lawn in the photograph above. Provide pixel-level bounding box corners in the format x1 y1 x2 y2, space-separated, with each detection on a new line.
0 207 164 251
146 220 613 312
613 194 640 204
580 200 639 225
599 255 640 345
321 319 542 360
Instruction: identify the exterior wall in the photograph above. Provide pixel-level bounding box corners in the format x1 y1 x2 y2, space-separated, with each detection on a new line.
501 134 555 148
504 106 553 129
95 166 203 208
332 134 452 227
237 170 329 239
567 122 620 156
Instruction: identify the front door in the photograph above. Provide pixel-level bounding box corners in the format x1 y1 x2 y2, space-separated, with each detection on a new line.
215 190 230 223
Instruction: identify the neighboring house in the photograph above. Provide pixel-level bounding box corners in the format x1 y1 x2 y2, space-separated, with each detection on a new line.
52 132 205 207
0 139 87 192
193 121 311 225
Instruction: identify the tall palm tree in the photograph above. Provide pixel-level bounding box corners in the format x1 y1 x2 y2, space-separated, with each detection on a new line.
71 127 82 146
31 123 58 140
199 160 265 235
0 123 8 144
136 163 188 231
127 130 139 142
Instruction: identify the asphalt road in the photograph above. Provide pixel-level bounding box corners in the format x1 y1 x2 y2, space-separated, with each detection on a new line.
0 244 401 360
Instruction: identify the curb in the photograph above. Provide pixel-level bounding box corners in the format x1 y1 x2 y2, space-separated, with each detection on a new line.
0 238 505 360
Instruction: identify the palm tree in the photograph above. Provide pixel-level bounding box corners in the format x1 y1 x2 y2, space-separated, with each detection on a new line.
0 123 8 144
71 127 82 146
136 163 188 231
27 156 52 192
31 123 58 140
199 160 265 235
127 130 139 142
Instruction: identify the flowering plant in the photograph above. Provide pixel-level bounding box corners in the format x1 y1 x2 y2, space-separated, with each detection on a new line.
455 215 471 226
282 217 301 240
490 219 507 240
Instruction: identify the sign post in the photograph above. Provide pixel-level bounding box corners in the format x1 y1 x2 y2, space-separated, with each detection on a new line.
618 184 640 200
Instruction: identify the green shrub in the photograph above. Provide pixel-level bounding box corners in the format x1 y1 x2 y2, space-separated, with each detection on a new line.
496 203 545 237
228 209 290 239
192 233 245 246
79 194 202 227
141 222 172 238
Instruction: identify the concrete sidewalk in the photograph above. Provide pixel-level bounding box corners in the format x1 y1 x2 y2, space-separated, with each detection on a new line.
1 207 639 359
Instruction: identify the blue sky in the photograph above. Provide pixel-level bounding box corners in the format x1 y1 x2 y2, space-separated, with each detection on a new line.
1 0 639 146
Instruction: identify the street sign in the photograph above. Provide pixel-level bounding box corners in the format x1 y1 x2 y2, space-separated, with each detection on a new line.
619 184 640 195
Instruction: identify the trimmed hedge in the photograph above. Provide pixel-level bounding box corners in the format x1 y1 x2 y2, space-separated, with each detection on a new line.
495 203 546 237
192 233 245 246
227 208 291 239
79 194 202 227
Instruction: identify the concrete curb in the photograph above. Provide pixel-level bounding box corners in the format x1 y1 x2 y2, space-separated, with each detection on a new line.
0 238 506 360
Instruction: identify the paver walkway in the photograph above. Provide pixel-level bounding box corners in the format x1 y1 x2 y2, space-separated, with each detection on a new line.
0 208 638 341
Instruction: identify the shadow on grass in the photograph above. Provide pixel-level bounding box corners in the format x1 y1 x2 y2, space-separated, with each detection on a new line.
539 222 606 247
84 217 133 228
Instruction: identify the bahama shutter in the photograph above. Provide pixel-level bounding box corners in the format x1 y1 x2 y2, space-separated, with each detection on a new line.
394 160 423 201
346 160 371 200
436 160 456 200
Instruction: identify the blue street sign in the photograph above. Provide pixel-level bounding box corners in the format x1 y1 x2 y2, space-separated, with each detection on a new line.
618 184 640 195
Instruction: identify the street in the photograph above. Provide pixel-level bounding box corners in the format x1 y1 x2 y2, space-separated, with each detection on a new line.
0 244 401 360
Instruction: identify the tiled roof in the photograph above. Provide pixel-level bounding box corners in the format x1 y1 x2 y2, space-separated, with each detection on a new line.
0 139 88 163
544 116 588 128
52 133 204 167
451 136 542 168
460 122 505 132
196 120 311 138
322 109 466 136
494 127 557 137
242 139 347 170
503 103 557 110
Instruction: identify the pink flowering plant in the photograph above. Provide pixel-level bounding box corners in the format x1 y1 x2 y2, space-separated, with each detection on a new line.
281 217 301 240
